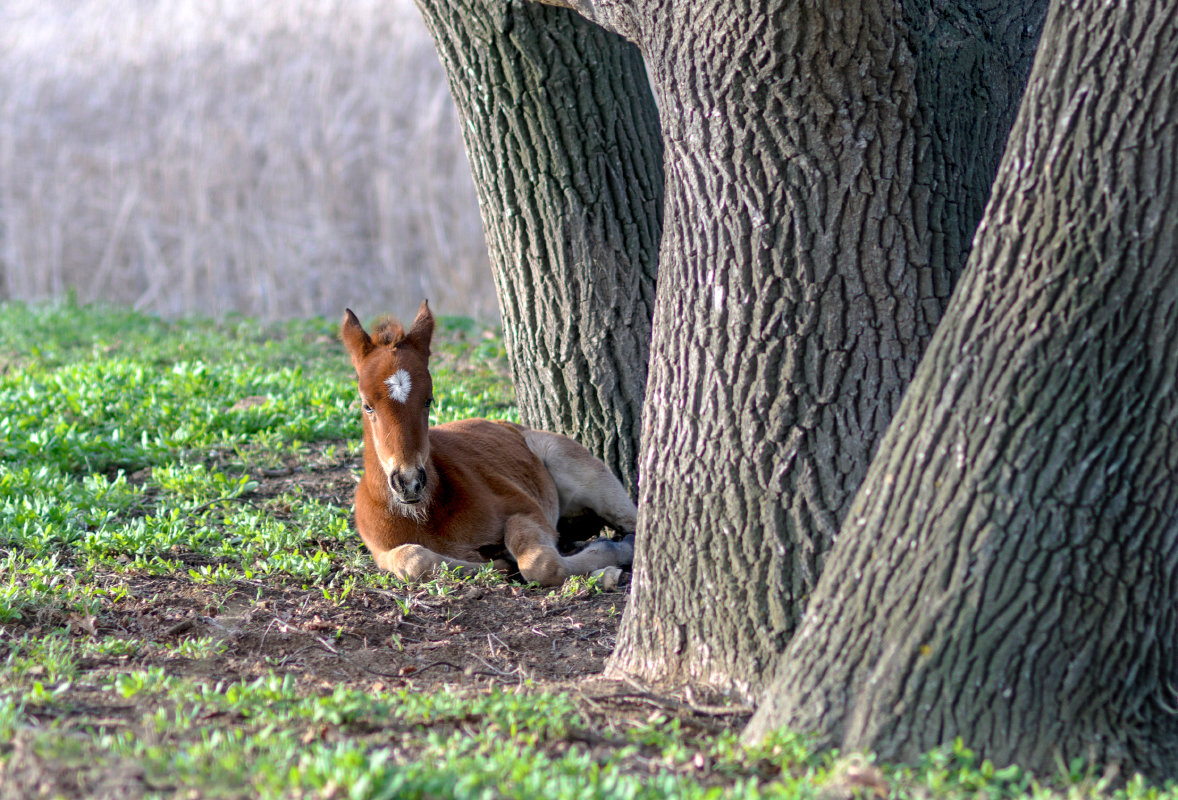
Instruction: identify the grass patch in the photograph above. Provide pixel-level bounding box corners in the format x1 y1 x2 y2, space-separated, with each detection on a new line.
0 300 514 594
0 300 1169 799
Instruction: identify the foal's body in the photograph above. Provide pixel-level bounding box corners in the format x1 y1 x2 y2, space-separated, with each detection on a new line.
344 303 635 585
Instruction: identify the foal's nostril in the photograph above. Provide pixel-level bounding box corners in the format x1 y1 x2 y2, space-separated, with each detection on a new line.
389 467 427 499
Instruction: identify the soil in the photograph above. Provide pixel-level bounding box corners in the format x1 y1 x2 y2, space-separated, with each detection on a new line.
0 443 755 799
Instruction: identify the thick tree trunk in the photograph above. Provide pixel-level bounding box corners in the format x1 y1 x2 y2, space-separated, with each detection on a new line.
429 0 1044 697
605 0 937 697
750 0 1178 781
414 0 662 496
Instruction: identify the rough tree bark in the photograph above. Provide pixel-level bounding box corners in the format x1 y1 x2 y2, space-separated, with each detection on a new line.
591 0 935 698
428 0 1044 696
413 0 663 496
589 0 1042 698
749 0 1178 781
900 0 1048 289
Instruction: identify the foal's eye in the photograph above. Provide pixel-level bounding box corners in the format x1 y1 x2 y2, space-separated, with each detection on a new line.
362 402 374 415
425 397 434 408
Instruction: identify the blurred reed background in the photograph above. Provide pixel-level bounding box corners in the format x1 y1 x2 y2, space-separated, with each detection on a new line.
0 0 496 322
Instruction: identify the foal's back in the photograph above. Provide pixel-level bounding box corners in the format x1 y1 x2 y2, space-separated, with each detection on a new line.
421 419 561 552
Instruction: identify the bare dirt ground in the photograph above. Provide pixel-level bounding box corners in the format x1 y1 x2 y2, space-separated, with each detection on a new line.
85 563 631 698
1 446 756 799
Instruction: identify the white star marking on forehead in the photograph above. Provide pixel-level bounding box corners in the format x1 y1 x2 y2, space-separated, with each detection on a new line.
385 369 412 404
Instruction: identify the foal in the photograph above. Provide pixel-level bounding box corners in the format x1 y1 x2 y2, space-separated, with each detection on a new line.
342 302 636 586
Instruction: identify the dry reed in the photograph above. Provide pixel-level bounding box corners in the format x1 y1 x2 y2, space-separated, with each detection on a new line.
0 0 496 321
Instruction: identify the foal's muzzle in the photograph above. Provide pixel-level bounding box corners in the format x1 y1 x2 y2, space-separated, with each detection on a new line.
389 467 428 504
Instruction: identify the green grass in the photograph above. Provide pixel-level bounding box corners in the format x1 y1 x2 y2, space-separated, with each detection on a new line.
0 300 1171 799
0 300 515 610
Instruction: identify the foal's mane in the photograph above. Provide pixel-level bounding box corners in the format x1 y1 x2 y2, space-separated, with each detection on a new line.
372 317 407 347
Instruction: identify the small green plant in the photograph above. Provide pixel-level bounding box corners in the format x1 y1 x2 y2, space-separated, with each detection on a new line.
550 573 601 600
163 636 228 660
110 666 172 699
321 574 358 605
0 694 26 739
80 637 143 658
2 631 80 686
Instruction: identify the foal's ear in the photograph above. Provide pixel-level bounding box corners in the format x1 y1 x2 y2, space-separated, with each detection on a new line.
341 309 374 374
405 300 435 356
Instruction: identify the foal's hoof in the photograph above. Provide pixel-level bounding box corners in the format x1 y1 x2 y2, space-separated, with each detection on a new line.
591 565 623 591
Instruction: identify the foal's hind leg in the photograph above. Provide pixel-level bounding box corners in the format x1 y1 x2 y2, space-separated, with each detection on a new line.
374 544 503 583
522 430 637 533
505 514 633 586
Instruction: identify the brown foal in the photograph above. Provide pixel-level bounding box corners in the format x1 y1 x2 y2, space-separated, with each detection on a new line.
342 302 635 586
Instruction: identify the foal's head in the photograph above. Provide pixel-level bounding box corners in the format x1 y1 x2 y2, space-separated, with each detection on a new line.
341 302 436 516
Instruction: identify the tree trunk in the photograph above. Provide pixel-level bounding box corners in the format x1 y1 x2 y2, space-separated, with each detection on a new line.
428 0 1045 697
605 0 938 698
413 0 663 496
749 0 1178 781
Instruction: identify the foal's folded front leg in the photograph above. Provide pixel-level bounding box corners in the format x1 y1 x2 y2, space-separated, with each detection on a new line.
374 543 502 582
504 514 633 586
